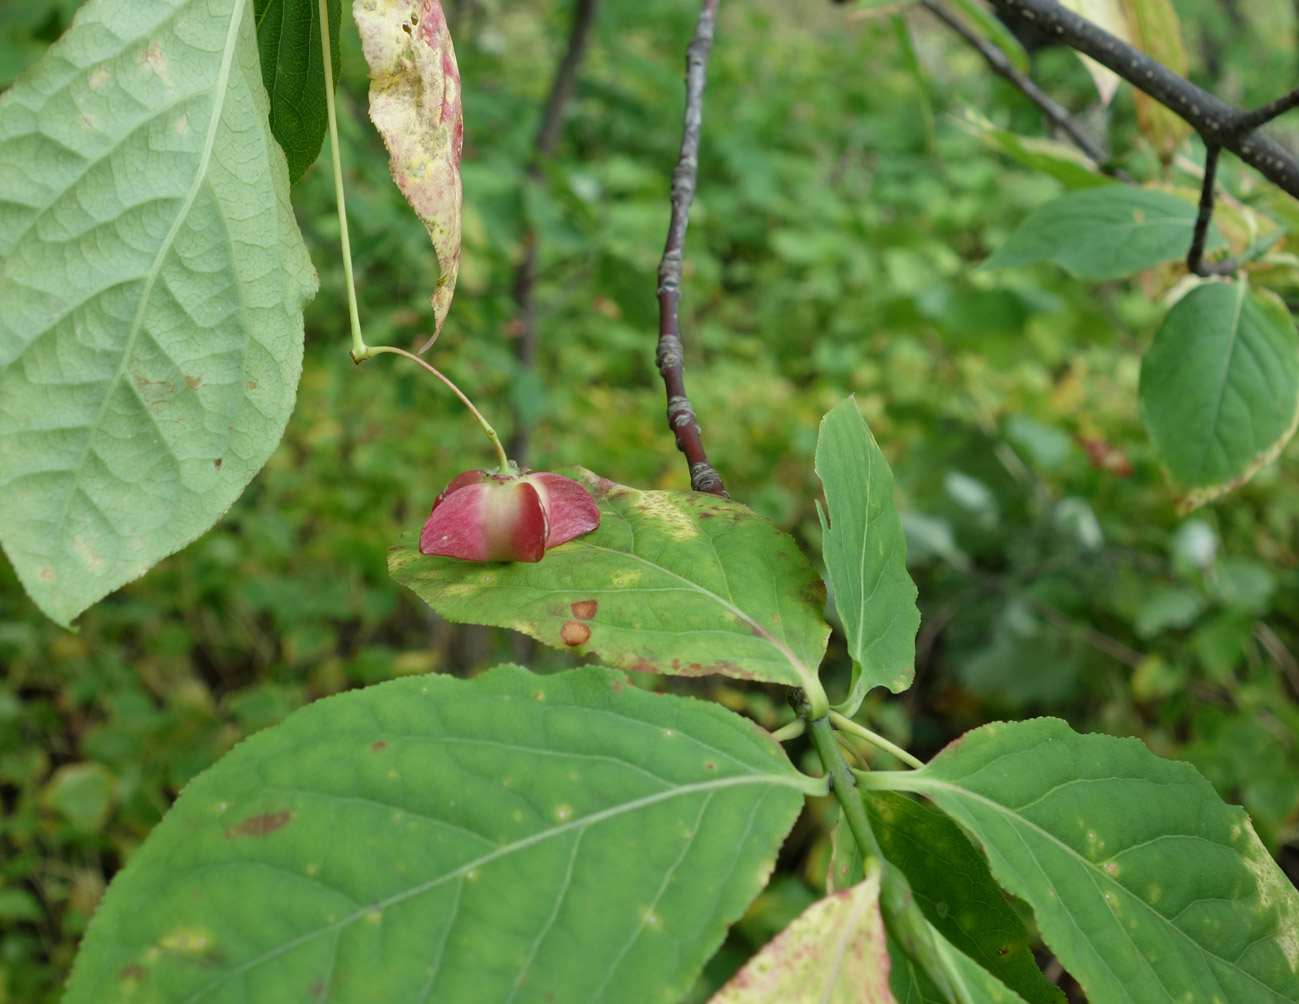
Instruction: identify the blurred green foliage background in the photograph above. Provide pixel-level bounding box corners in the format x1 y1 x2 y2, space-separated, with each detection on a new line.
2 0 1298 999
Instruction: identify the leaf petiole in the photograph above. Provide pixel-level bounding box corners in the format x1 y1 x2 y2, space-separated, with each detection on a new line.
317 0 365 359
829 711 924 769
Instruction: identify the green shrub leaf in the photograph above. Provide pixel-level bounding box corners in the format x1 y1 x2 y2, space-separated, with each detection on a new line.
0 0 317 626
253 0 342 182
866 792 1064 1004
870 718 1299 1004
815 399 918 710
65 665 810 1004
390 467 830 694
1139 279 1299 507
983 187 1220 279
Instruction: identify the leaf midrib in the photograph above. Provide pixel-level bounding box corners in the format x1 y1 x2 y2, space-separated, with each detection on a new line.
50 0 248 545
178 771 809 1003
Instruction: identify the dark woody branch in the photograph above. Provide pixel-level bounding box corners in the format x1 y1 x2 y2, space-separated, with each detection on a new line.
657 0 727 496
918 0 1123 176
986 0 1299 198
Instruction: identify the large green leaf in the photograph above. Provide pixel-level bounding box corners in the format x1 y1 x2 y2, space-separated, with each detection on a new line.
390 467 830 697
65 665 811 1004
815 399 918 711
253 0 342 182
983 187 1220 279
0 0 317 626
1139 279 1299 507
866 718 1299 1004
866 792 1064 1004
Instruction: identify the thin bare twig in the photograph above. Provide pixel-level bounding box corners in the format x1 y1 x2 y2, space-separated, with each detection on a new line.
657 0 727 496
509 0 600 464
1187 144 1235 276
987 0 1299 198
919 0 1129 179
1237 85 1299 135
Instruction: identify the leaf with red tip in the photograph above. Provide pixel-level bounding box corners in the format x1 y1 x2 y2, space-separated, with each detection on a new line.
353 0 462 343
528 471 601 547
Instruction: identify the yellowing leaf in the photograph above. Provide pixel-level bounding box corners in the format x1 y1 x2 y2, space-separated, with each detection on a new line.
1058 0 1131 104
709 870 896 1004
1123 0 1191 159
354 0 463 344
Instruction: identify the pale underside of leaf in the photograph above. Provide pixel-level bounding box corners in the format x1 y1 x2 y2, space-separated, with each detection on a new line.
709 870 896 1004
353 0 462 344
0 0 316 625
63 666 810 1004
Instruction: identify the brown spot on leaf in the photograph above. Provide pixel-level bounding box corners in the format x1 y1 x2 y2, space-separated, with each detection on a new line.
185 375 201 389
40 568 54 581
246 380 258 390
213 458 222 470
119 964 145 982
560 620 590 646
225 811 291 838
571 599 597 620
309 978 327 997
372 741 387 752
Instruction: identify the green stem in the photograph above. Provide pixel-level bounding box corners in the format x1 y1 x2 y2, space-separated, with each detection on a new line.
829 711 924 769
801 704 967 1004
360 346 511 470
768 720 805 743
318 0 365 358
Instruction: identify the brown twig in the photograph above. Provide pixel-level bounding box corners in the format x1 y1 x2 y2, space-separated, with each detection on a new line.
657 0 726 496
1187 144 1235 276
919 0 1130 180
508 0 600 464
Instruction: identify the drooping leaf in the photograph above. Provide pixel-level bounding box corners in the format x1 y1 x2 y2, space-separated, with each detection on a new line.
957 109 1111 189
983 186 1221 280
354 0 462 343
865 791 1064 1004
390 467 830 696
1057 0 1130 103
65 665 810 1004
1139 279 1299 508
0 0 317 626
1122 0 1191 159
815 399 918 712
869 718 1299 1004
252 0 342 182
708 870 896 1004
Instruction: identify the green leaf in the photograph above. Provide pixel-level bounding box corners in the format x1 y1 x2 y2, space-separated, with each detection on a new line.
866 792 1065 1004
815 399 918 710
253 0 342 182
1122 0 1191 158
42 762 114 832
869 718 1299 1004
708 870 894 1004
983 187 1220 280
890 925 1034 1004
66 665 810 1004
946 0 1031 74
1057 0 1130 103
390 467 830 696
1139 279 1299 507
957 110 1111 189
0 0 317 626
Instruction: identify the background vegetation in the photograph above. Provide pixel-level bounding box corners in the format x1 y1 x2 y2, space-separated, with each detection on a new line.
2 0 1297 999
